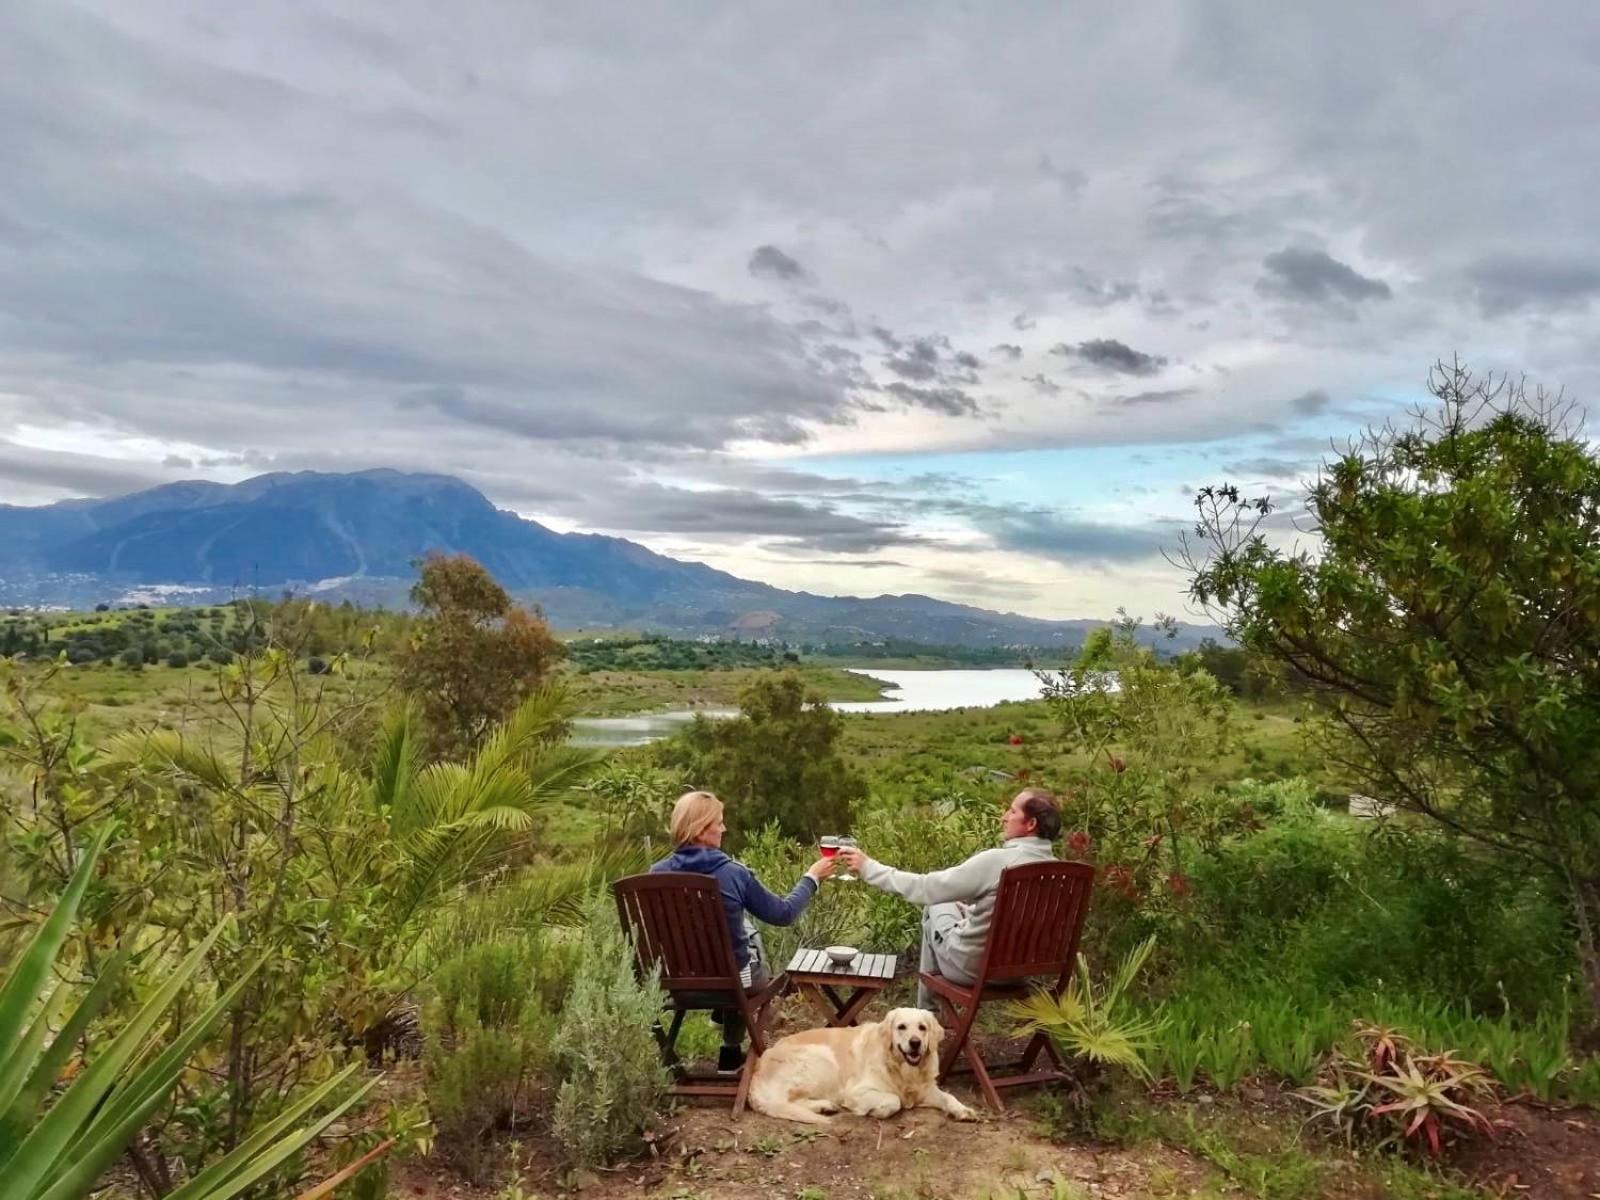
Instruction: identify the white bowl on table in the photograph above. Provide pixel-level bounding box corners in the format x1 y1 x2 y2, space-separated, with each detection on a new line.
825 944 859 965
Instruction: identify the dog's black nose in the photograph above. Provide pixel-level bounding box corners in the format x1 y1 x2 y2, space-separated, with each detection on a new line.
908 1038 922 1052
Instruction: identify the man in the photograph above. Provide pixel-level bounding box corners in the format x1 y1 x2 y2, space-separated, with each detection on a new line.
839 788 1062 1010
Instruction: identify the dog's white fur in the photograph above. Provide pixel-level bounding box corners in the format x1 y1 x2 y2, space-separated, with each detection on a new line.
749 1007 977 1125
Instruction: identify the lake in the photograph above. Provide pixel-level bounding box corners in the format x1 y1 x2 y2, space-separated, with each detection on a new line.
571 667 1045 747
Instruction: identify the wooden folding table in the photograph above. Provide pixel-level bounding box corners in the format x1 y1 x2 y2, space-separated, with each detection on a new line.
784 947 898 1027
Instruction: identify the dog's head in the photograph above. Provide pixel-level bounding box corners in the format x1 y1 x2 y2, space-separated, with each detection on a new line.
881 1007 943 1070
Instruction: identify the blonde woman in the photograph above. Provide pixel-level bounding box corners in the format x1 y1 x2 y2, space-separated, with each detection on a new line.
652 790 834 1073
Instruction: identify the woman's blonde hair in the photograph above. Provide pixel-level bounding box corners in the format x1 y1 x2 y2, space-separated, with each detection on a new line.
669 790 724 847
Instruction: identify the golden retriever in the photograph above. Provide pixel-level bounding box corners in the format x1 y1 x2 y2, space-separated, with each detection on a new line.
749 1007 977 1125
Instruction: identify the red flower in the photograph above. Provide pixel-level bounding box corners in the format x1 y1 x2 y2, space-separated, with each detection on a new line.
1067 830 1092 857
1102 864 1139 901
1165 871 1191 897
1008 734 1024 746
1106 754 1127 773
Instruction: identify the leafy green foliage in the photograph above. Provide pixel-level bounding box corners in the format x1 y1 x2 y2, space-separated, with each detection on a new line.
1040 616 1244 946
401 554 564 758
550 894 670 1168
1187 360 1600 1014
659 671 866 843
0 832 376 1200
423 934 575 1182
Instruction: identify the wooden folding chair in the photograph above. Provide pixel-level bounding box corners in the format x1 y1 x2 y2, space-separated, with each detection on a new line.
613 872 785 1117
920 860 1095 1110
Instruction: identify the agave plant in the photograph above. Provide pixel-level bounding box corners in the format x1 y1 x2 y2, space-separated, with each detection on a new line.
1008 935 1163 1080
1299 1024 1496 1159
0 828 377 1200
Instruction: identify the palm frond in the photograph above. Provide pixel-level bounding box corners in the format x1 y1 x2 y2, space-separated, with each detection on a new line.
368 704 422 820
116 730 238 794
469 683 576 781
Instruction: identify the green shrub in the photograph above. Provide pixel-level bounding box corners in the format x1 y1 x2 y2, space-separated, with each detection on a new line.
166 651 189 668
423 933 575 1182
550 893 669 1168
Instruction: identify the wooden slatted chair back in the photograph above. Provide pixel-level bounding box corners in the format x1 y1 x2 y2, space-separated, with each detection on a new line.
613 872 743 992
977 861 1095 984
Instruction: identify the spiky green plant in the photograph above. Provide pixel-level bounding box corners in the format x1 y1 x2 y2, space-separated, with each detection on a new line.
0 829 376 1200
1008 936 1162 1079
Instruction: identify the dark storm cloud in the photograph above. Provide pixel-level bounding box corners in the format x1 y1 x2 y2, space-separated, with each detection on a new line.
1289 389 1330 416
1052 339 1167 376
883 381 981 417
1022 374 1061 395
580 480 922 553
884 354 939 381
991 344 1023 360
0 441 165 495
1257 248 1392 304
1465 255 1600 315
969 506 1181 564
748 243 808 281
1115 387 1195 406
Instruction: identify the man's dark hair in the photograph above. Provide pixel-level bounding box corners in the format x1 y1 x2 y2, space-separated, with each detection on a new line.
1016 788 1062 841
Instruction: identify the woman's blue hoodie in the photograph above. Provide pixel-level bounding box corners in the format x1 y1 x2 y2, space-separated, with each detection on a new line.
649 844 817 968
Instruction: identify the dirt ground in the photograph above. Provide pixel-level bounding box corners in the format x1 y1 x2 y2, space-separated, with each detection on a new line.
383 998 1600 1200
1457 1098 1600 1198
393 1101 1217 1200
390 1074 1600 1200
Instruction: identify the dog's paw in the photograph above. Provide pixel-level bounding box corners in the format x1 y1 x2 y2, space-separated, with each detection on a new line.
948 1101 978 1121
865 1100 902 1119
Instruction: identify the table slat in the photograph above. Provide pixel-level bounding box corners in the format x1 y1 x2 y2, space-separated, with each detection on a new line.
786 947 898 981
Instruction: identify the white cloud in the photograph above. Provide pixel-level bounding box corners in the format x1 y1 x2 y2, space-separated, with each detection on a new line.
0 0 1596 617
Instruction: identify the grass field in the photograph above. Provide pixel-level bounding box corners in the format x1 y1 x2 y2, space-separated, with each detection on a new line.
841 694 1349 800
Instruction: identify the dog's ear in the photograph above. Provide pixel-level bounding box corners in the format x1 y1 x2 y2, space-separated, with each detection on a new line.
925 1010 944 1044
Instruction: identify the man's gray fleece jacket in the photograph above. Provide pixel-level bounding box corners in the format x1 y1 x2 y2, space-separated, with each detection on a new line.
857 836 1058 980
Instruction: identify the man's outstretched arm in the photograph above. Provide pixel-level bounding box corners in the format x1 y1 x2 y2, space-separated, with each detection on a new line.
848 847 1006 906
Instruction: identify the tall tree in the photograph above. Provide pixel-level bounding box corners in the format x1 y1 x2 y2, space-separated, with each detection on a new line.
1183 360 1600 1016
663 671 865 843
399 554 563 758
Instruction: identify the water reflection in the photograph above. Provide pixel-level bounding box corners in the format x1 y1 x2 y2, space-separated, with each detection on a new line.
571 668 1045 748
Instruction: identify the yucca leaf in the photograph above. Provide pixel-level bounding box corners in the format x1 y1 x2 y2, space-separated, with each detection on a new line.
162 1077 379 1200
0 986 67 1121
0 828 109 1062
162 1064 364 1200
63 957 260 1166
1 920 229 1196
0 944 134 1148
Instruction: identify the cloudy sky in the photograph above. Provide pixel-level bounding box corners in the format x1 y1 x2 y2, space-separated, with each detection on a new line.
2 2 1597 618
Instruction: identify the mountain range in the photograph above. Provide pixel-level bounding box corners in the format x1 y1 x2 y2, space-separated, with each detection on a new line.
0 470 1221 648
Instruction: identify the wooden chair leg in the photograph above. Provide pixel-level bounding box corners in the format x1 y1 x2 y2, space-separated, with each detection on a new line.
963 1035 1004 1110
733 1052 756 1117
937 997 978 1086
654 1010 688 1076
1018 1030 1057 1073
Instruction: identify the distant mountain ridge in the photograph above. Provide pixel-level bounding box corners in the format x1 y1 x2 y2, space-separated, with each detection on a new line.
0 470 1222 648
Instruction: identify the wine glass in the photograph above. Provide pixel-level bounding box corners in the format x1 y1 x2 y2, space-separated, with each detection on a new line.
835 835 858 882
